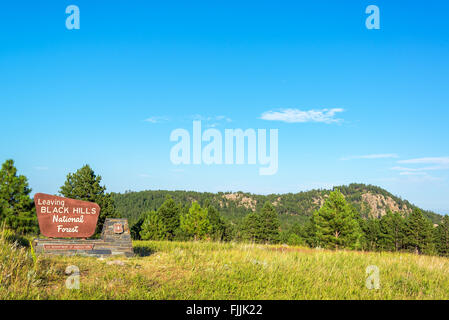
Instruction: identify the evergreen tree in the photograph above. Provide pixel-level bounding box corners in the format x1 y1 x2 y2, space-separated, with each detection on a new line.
180 202 212 240
130 216 145 240
241 202 280 244
259 202 281 243
435 216 449 256
405 208 435 255
140 210 167 240
241 212 263 243
361 218 380 251
0 159 37 234
207 204 229 241
60 165 119 235
302 215 318 248
156 196 181 240
313 189 363 250
378 211 406 251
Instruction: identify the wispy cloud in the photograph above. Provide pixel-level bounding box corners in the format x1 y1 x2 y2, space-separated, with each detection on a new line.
397 157 449 166
391 157 449 182
392 157 449 172
260 108 344 124
340 154 398 161
144 116 169 123
35 166 49 171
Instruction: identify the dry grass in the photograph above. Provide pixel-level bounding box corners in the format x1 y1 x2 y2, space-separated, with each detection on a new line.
2 235 449 300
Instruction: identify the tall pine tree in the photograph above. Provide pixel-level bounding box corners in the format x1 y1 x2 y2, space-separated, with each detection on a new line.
60 165 119 235
313 189 363 250
140 210 167 240
378 211 406 252
405 208 435 255
156 196 181 240
259 202 281 244
361 218 380 251
242 212 263 243
180 202 212 240
0 159 37 234
435 216 449 256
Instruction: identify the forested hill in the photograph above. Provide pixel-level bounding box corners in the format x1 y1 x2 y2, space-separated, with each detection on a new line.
111 183 442 227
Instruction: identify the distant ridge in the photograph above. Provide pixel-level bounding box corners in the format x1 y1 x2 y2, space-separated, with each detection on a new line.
112 183 442 228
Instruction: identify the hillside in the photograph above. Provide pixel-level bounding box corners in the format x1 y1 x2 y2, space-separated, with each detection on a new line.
111 183 442 228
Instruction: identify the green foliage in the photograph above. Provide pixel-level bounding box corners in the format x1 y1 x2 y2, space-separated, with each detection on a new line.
404 208 435 255
378 211 406 252
180 202 212 240
130 216 145 240
112 184 443 237
140 210 167 240
140 196 181 241
0 160 37 234
59 165 119 235
156 196 181 240
241 202 281 244
434 216 449 257
360 218 380 251
207 204 232 241
242 212 263 243
259 202 281 243
312 190 363 250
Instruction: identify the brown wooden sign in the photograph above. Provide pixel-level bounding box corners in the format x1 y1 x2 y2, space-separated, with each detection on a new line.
34 193 100 238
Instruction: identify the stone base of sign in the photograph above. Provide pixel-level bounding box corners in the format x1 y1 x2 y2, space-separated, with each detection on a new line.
32 219 134 258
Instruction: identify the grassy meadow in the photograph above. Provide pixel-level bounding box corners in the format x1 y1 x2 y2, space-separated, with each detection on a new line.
2 232 449 300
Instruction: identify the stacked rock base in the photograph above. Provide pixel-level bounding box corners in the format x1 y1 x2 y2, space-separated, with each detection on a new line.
33 218 134 258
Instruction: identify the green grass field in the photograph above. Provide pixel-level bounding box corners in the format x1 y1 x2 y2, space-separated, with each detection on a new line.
2 235 449 300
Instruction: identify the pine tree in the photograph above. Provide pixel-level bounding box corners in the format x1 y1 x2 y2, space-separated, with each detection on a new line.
259 202 281 244
156 196 181 240
0 159 37 234
361 218 380 251
241 212 262 243
378 211 406 251
180 202 212 240
405 208 435 255
130 216 145 240
313 189 363 250
60 165 119 235
140 210 167 240
435 216 449 256
303 215 318 247
207 204 229 241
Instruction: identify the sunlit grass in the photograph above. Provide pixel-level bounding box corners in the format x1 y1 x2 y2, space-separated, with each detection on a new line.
2 234 449 299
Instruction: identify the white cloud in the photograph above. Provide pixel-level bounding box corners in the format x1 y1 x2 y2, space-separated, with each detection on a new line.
35 166 49 171
391 156 449 182
398 171 427 176
260 108 344 124
392 157 449 172
397 157 449 166
341 154 398 161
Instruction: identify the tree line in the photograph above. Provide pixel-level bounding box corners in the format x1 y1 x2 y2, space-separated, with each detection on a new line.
1 158 449 257
0 159 118 236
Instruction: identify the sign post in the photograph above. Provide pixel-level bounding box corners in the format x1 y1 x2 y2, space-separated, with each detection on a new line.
32 193 134 258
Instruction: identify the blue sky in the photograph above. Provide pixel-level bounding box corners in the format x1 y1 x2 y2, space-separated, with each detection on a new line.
1 1 448 213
